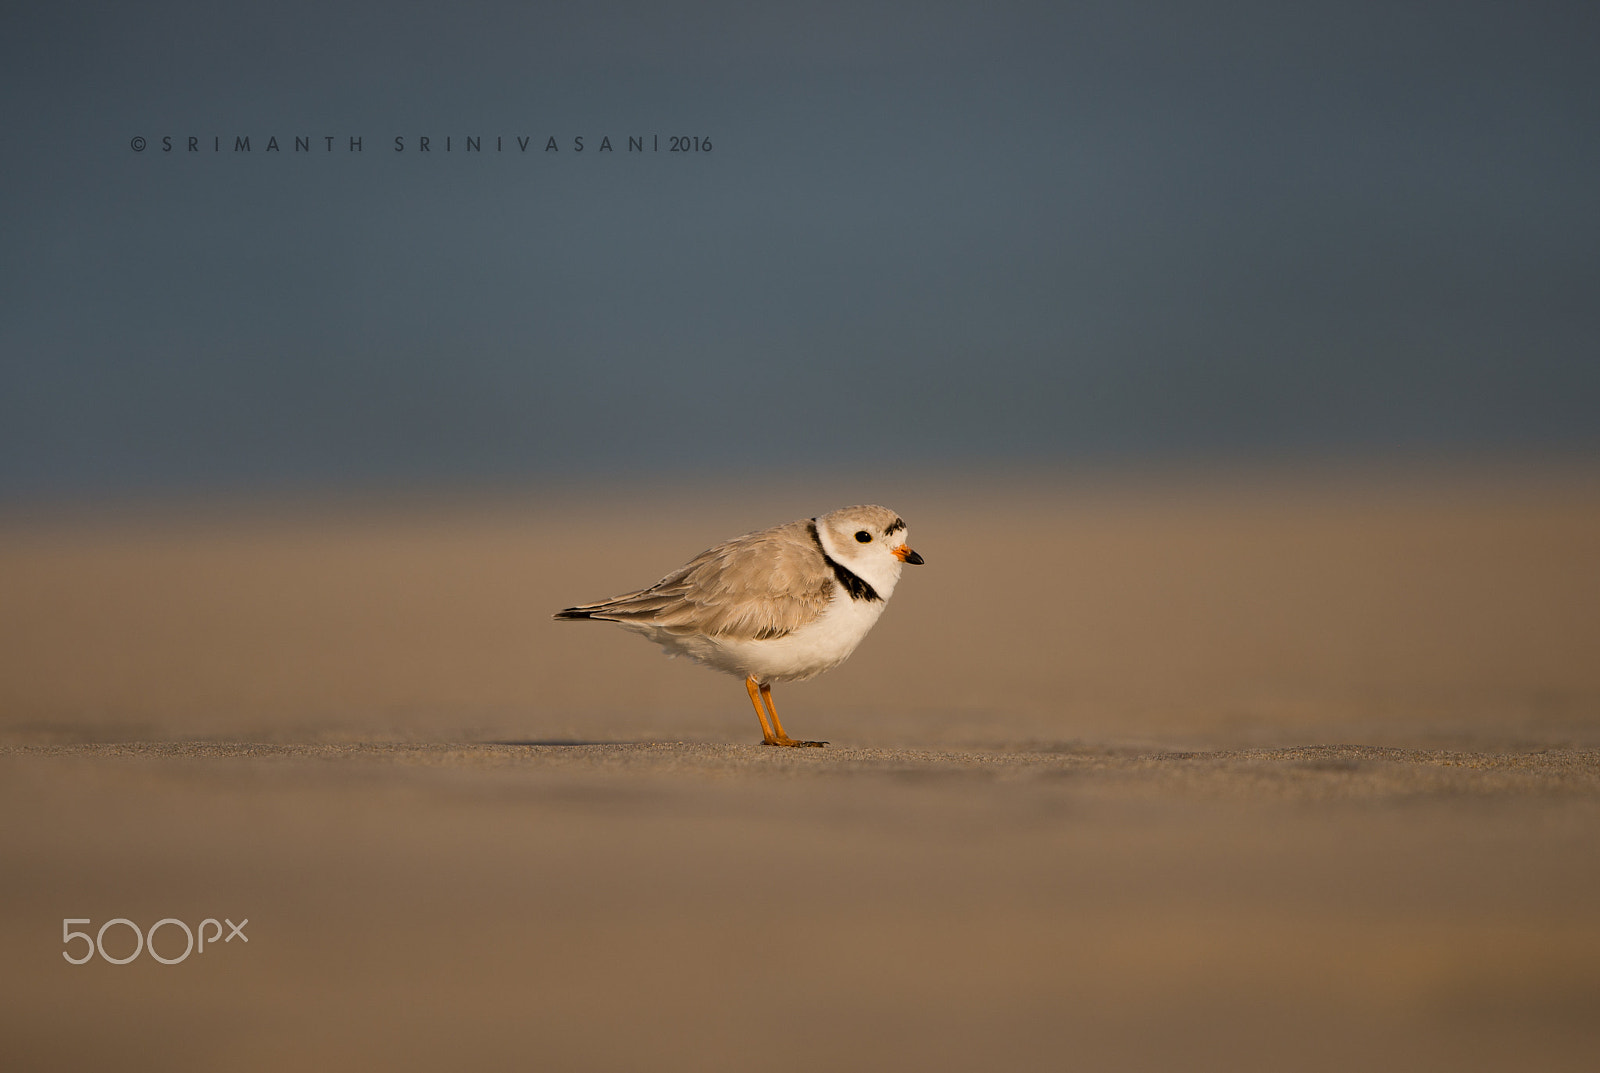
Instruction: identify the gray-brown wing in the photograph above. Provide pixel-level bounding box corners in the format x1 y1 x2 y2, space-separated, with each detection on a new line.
554 519 833 640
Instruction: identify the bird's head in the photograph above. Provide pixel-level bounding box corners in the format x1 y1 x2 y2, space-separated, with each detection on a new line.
815 504 923 599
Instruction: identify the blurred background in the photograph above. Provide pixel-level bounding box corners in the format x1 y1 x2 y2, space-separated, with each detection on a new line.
3 0 1599 747
2 0 1597 502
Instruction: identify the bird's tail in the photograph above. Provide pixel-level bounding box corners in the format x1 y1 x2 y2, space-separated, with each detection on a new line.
553 607 597 621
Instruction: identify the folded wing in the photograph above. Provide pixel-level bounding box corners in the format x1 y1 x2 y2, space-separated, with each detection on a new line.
554 519 833 641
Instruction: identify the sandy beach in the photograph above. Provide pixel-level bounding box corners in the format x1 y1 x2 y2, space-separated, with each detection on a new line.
3 468 1598 1071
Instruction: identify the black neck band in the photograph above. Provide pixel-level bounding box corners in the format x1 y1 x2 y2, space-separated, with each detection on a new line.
807 521 881 602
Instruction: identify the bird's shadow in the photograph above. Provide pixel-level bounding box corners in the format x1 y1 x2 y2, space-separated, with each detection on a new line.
484 739 660 748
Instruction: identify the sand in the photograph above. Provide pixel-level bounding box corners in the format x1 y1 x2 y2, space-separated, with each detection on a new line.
2 467 1598 1071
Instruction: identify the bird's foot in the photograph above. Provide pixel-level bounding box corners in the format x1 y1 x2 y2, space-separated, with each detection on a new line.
762 736 828 748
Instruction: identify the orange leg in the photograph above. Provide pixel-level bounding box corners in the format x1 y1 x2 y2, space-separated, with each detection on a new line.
758 681 827 748
745 676 779 744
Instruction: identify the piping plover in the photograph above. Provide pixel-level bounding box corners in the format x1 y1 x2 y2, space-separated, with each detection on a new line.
554 505 924 747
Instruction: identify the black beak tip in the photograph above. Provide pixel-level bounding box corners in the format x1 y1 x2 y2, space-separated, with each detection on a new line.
904 549 925 565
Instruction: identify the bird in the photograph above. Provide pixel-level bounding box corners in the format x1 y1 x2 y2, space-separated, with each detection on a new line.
554 505 924 747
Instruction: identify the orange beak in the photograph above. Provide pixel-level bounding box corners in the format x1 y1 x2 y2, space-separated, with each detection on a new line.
892 544 925 565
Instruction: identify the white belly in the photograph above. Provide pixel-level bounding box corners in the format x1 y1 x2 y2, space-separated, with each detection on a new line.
638 593 888 684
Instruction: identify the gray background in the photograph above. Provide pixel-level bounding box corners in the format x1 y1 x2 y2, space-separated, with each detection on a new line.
4 1 1597 500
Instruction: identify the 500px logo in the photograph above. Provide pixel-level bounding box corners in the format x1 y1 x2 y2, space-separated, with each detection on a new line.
62 917 249 965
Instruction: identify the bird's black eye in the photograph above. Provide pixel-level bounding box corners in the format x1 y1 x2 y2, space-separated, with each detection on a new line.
855 530 872 543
